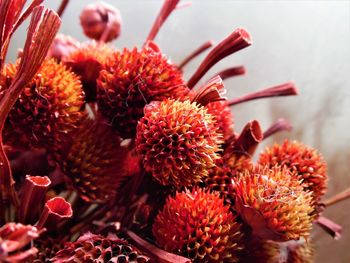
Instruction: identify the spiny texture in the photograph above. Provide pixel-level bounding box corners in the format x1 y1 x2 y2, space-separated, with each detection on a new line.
63 42 114 102
205 155 253 198
136 99 222 188
33 238 64 263
63 118 128 203
0 58 85 154
206 101 234 140
97 47 189 138
153 188 243 262
234 165 314 241
258 139 328 204
286 240 314 263
52 232 150 263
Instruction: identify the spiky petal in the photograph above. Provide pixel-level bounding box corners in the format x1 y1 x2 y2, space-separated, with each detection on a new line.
258 139 328 205
97 46 189 138
136 99 222 188
52 232 150 263
233 165 314 241
153 188 243 262
206 100 234 140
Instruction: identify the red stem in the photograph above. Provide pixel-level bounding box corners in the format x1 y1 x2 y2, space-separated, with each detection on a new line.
187 28 252 89
323 187 350 207
57 0 69 17
228 82 298 106
211 65 246 80
263 118 292 139
316 216 342 240
146 0 180 43
178 40 213 69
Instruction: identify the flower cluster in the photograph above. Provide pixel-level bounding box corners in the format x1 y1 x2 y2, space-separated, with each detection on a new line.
0 1 347 263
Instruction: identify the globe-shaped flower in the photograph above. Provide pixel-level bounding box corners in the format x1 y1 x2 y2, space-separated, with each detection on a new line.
136 99 223 188
97 46 189 138
62 118 128 202
0 59 85 154
258 140 328 204
52 232 150 263
233 165 314 241
63 42 113 102
153 188 243 262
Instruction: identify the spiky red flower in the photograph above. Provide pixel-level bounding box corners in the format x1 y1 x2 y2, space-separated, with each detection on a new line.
0 58 85 154
233 165 313 241
136 99 222 188
97 46 189 138
63 42 113 102
206 100 234 140
258 139 328 204
153 188 243 262
62 118 128 202
52 232 150 263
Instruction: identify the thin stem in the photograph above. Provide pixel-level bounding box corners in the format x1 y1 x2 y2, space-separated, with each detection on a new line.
178 40 213 69
211 65 246 80
263 118 292 139
228 82 298 106
57 0 69 17
323 187 350 207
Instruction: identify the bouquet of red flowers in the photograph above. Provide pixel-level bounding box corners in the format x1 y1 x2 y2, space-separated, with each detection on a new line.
0 1 348 262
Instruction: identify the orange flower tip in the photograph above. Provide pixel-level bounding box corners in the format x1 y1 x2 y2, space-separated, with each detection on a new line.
136 99 223 188
153 188 243 262
212 65 246 81
52 232 150 262
36 197 73 230
47 34 80 61
191 75 226 106
146 0 180 43
97 48 188 138
234 165 313 241
19 175 51 224
228 81 298 106
225 120 262 158
263 118 292 139
258 139 328 204
178 40 214 70
187 28 252 89
80 2 122 42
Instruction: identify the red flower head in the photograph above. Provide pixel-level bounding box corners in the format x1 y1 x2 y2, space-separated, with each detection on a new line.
153 188 243 262
62 118 129 202
136 99 222 188
47 34 80 61
97 45 189 138
258 139 328 205
52 232 150 263
0 58 85 154
233 165 313 241
80 2 122 42
63 41 113 102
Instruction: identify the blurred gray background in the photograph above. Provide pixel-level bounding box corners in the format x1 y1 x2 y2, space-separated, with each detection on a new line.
8 0 350 262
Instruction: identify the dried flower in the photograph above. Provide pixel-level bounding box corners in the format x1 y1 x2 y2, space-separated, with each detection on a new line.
62 118 128 202
206 101 234 140
233 165 314 241
136 99 222 188
33 238 64 263
258 139 328 204
0 58 85 154
0 222 40 262
153 188 243 262
62 42 113 102
97 46 188 138
80 2 122 42
47 34 79 61
52 232 150 263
